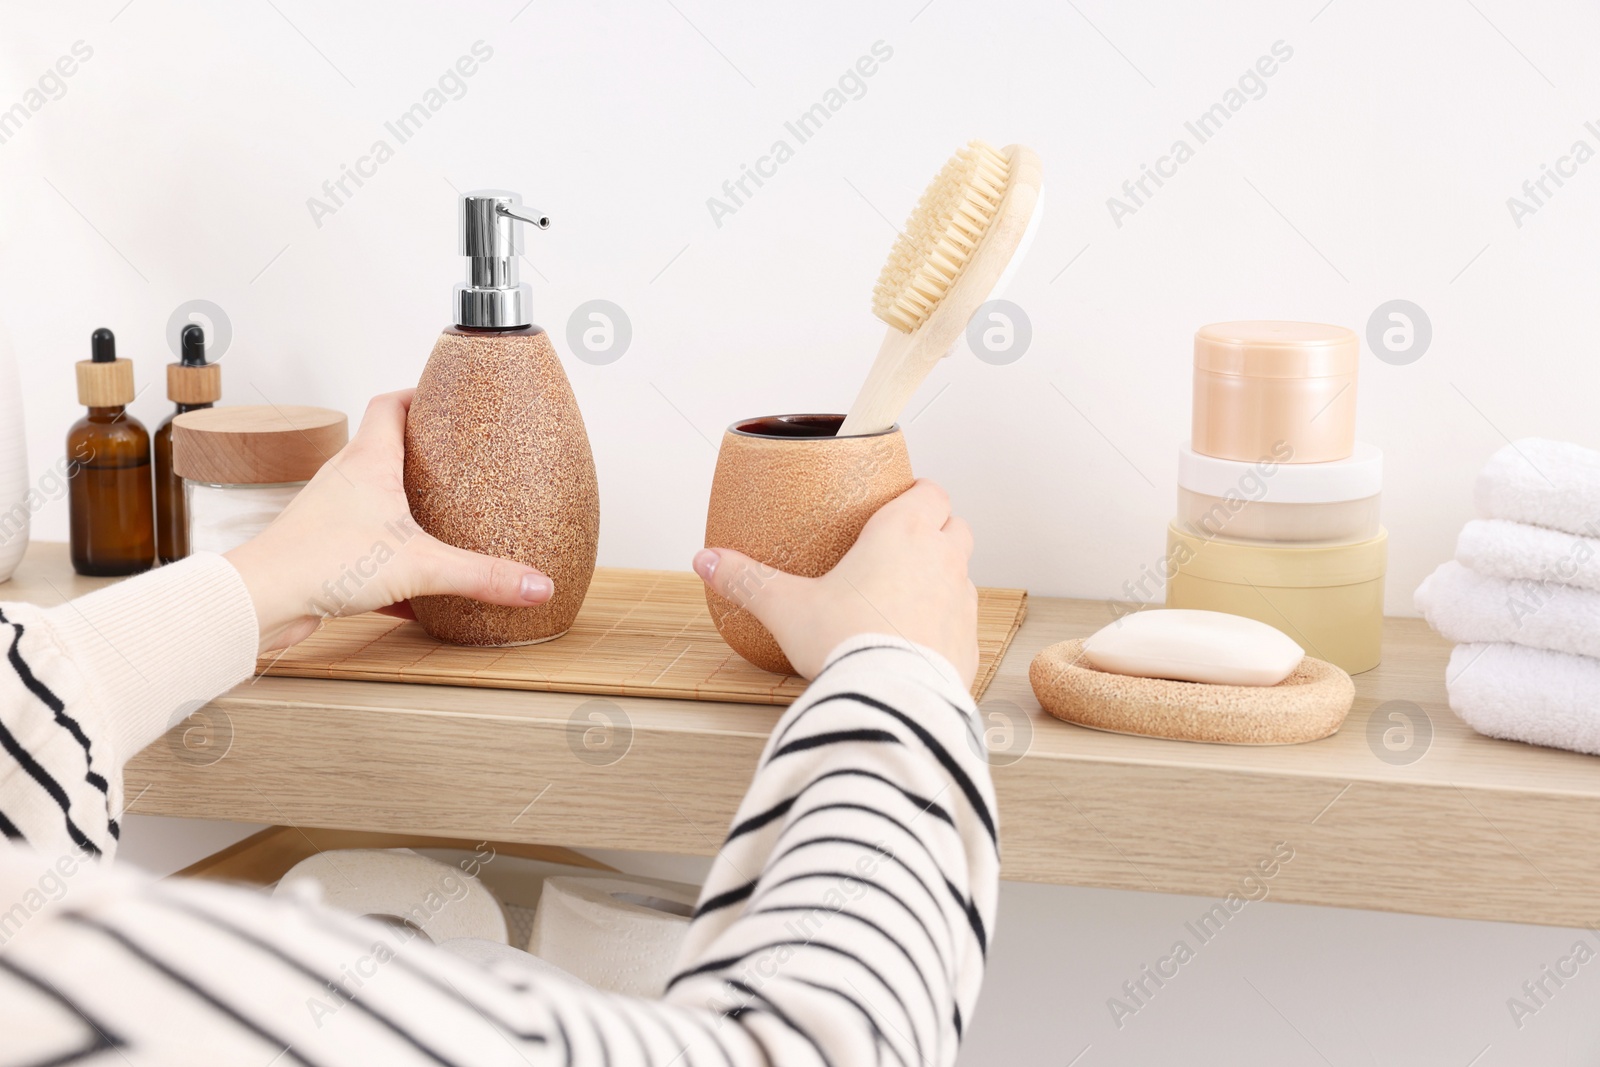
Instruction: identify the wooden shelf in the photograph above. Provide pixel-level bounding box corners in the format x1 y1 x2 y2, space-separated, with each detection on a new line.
10 542 1597 927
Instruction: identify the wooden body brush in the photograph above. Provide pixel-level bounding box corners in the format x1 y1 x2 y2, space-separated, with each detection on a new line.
839 140 1044 436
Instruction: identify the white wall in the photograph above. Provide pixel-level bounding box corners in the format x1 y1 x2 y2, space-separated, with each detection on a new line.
8 0 1600 1061
9 0 1600 610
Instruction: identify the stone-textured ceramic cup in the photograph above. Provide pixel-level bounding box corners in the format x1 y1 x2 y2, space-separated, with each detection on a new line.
704 414 914 674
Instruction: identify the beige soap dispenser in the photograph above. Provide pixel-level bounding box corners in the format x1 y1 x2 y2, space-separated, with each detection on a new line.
404 191 599 645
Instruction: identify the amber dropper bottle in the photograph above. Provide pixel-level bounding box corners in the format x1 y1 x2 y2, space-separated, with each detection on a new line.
153 324 220 563
68 328 155 576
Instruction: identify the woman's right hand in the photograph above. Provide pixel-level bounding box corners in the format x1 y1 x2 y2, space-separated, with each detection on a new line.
693 479 979 685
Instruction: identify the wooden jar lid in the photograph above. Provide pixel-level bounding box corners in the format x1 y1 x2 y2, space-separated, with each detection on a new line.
173 405 348 485
75 359 135 407
167 362 222 405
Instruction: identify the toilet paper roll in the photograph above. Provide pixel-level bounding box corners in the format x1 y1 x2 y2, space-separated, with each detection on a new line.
274 849 508 946
528 875 699 997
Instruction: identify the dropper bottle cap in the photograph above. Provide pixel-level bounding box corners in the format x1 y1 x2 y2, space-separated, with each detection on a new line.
76 328 135 407
167 324 222 405
453 190 550 329
181 324 205 365
92 328 116 362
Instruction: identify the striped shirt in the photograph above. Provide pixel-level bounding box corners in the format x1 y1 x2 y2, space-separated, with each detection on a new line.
0 554 998 1065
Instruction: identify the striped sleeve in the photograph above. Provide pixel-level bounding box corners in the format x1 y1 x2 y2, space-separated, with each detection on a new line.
665 634 998 1066
0 553 259 858
0 631 997 1066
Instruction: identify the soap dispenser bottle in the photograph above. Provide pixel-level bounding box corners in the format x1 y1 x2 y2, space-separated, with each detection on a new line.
68 329 155 576
153 324 221 563
404 191 600 645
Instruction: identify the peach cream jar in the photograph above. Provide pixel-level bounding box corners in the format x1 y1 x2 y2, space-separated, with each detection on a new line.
1191 321 1358 464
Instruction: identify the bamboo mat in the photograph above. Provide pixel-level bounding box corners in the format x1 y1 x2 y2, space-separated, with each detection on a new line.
259 567 1029 706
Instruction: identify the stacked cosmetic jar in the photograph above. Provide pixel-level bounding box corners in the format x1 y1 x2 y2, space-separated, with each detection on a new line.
1165 321 1385 673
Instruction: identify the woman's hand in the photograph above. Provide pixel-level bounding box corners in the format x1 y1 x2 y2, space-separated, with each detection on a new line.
225 390 553 652
694 479 979 686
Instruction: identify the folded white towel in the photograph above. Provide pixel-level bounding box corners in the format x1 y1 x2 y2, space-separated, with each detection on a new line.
1476 437 1600 536
1446 643 1600 756
1456 518 1600 592
1414 559 1600 660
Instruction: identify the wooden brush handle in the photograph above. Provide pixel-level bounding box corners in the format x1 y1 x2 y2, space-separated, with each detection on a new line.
840 315 962 436
839 145 1043 437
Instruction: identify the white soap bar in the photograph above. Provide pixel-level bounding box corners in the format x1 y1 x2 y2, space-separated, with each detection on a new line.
1082 609 1304 686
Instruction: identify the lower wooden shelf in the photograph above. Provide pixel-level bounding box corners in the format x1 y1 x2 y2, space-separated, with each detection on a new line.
176 826 615 886
9 542 1599 928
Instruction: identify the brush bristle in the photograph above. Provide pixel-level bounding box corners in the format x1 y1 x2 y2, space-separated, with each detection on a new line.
872 139 1011 332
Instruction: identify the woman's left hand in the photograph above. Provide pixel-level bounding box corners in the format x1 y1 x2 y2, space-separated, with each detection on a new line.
224 389 554 652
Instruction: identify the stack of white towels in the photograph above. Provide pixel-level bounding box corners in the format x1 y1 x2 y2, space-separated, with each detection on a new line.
1415 438 1600 756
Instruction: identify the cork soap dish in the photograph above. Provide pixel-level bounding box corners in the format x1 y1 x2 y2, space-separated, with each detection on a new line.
1030 639 1355 745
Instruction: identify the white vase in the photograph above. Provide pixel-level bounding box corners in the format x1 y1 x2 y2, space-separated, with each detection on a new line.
0 322 29 582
